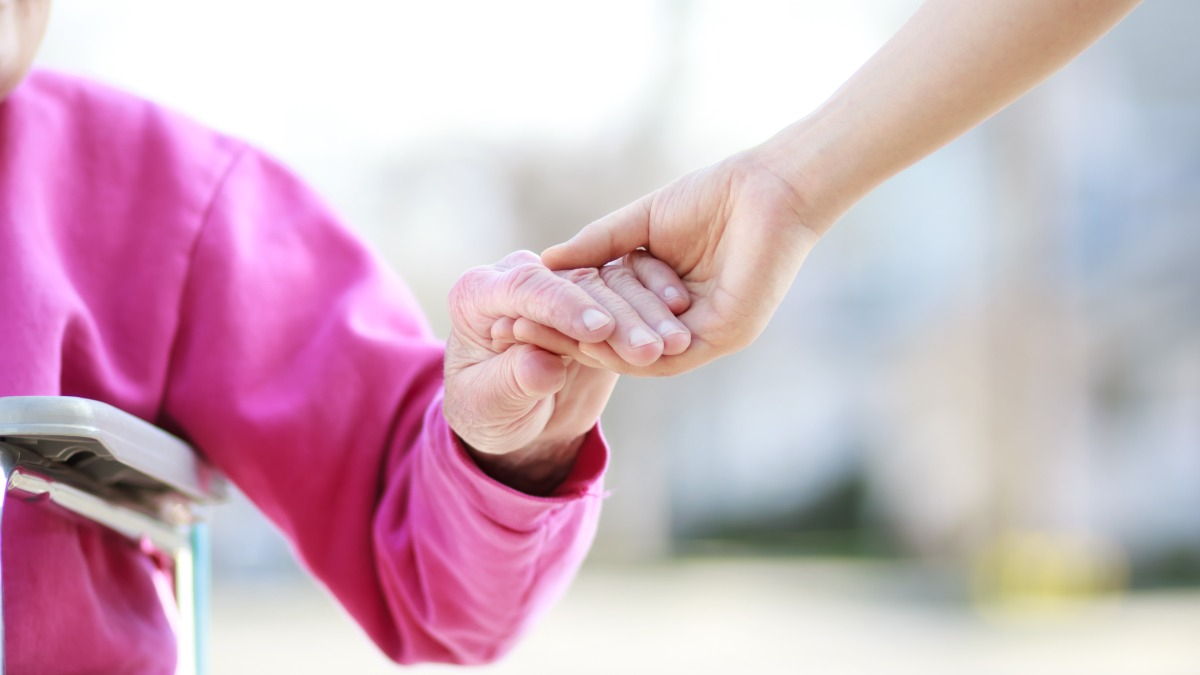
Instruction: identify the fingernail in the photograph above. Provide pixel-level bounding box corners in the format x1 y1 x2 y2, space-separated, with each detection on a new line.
582 309 612 331
663 286 681 301
658 320 687 337
628 327 657 348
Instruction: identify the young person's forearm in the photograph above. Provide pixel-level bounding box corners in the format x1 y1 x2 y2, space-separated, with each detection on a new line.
761 0 1141 231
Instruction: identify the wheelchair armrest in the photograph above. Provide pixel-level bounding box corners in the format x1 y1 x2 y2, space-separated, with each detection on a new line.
0 396 226 506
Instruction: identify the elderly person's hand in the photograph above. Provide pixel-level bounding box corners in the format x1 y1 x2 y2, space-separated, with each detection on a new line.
443 250 689 495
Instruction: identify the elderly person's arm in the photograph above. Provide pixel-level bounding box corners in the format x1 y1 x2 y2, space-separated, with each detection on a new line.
163 148 687 664
542 0 1141 375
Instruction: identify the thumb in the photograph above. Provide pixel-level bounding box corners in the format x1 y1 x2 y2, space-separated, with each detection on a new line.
449 344 569 455
505 344 569 402
541 194 653 270
475 344 568 418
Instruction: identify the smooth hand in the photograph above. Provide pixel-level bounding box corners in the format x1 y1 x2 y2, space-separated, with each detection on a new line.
443 250 689 494
541 150 825 376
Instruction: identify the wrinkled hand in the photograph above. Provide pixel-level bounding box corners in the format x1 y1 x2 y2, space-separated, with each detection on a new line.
541 150 826 376
443 250 689 494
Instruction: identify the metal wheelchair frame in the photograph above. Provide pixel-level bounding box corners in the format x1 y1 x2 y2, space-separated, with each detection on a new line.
0 397 226 675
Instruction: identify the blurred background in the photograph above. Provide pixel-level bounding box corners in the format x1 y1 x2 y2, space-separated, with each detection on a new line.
36 0 1200 673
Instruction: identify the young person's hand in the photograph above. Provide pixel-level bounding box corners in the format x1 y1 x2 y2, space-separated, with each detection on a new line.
542 0 1140 378
541 152 823 377
442 250 689 494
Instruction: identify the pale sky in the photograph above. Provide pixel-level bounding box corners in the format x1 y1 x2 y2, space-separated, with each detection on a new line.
36 1 913 165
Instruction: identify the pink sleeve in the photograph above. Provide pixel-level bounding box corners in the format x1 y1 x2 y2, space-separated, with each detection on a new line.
160 148 607 664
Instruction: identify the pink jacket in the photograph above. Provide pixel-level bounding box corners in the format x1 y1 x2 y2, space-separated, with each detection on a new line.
0 70 607 674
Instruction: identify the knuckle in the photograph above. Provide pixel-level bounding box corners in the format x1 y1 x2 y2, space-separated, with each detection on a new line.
457 264 493 288
559 267 601 286
502 249 540 267
448 265 489 312
505 263 584 325
505 262 551 295
599 264 636 286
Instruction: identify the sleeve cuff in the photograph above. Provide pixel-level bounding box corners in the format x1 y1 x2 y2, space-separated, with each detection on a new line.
425 392 609 532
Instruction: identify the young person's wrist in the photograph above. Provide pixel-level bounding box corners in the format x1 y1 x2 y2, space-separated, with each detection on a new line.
750 109 863 239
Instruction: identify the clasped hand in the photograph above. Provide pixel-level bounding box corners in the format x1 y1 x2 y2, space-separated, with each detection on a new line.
442 250 689 495
444 152 825 494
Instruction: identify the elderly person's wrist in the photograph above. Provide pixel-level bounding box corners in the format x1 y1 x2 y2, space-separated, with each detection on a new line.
461 433 584 496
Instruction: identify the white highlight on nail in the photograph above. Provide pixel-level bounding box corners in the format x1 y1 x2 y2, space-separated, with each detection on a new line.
658 320 686 337
628 327 657 348
582 309 612 331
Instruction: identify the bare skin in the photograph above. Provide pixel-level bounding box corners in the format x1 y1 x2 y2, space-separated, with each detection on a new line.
542 0 1143 377
444 250 689 494
0 0 50 99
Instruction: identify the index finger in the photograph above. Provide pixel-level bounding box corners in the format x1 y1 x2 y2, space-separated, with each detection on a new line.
452 260 617 344
622 250 692 315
